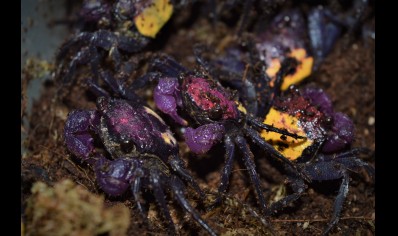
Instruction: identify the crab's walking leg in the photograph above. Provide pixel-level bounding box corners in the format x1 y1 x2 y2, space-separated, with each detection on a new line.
236 0 254 35
171 176 218 236
235 135 268 214
212 136 236 208
262 57 299 115
97 70 143 101
267 174 307 215
169 155 205 199
56 32 93 62
323 172 349 236
62 45 101 83
335 148 375 178
150 54 189 77
86 79 110 97
131 175 147 221
247 115 305 139
244 127 311 183
150 171 176 235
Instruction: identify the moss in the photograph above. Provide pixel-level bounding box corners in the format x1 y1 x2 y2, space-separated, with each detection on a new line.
25 179 130 236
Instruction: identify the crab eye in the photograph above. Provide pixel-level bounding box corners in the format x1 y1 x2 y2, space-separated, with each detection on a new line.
323 115 334 129
208 108 223 120
120 141 134 153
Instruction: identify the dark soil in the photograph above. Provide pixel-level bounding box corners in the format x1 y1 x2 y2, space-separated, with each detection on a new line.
21 1 375 235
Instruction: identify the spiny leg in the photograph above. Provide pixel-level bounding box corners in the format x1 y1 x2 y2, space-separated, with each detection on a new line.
131 174 147 221
196 46 244 82
235 135 268 214
348 158 375 178
98 70 122 95
117 34 151 53
107 36 148 72
98 70 141 101
244 126 311 183
272 57 298 97
93 31 149 71
86 78 111 97
335 147 371 158
236 0 254 35
211 135 235 208
169 155 205 199
109 46 122 71
57 32 105 83
87 69 147 105
193 44 211 71
118 53 156 87
322 172 350 236
129 72 161 91
62 45 101 83
240 39 266 116
150 171 176 235
267 173 307 216
332 148 375 177
150 54 189 78
262 57 298 115
206 0 218 25
57 30 133 84
126 54 184 93
56 32 93 63
170 176 218 236
247 115 305 140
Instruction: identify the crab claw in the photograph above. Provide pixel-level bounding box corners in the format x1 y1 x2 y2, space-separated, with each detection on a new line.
95 157 138 196
64 110 100 160
302 87 333 116
154 77 188 125
308 7 343 70
322 112 355 153
184 123 225 154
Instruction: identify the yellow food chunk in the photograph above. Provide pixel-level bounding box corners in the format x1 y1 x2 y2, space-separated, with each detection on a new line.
261 108 313 161
266 48 314 91
134 0 173 38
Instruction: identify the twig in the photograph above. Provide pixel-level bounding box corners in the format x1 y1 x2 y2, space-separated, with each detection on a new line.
65 156 97 191
271 216 374 223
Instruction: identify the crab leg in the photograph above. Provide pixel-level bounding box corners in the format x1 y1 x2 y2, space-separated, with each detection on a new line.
212 135 236 207
235 135 268 214
247 115 305 140
244 126 311 183
131 175 147 221
169 155 205 199
267 174 307 215
150 171 176 235
171 176 218 236
150 54 189 77
323 172 349 236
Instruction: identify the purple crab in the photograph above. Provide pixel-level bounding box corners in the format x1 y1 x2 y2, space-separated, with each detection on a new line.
56 0 175 83
194 3 373 118
63 75 217 235
137 54 308 214
260 87 374 235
